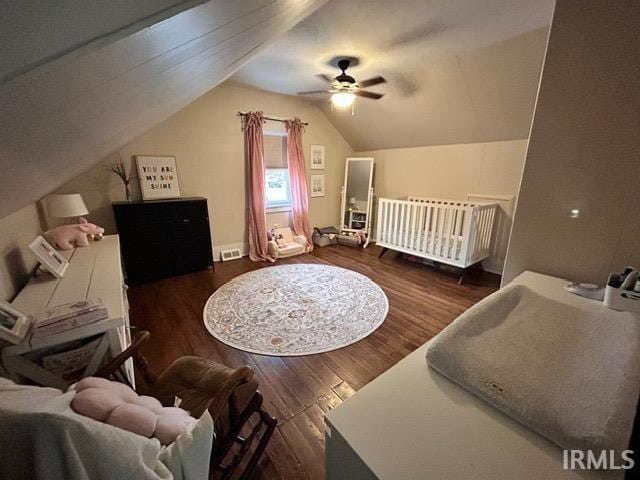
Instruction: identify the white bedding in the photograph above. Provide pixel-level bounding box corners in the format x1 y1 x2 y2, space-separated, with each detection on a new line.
0 378 213 480
379 231 464 258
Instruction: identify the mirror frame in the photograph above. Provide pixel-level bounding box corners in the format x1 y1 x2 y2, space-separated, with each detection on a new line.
340 157 374 244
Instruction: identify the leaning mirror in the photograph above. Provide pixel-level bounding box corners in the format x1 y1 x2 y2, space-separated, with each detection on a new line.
340 158 374 247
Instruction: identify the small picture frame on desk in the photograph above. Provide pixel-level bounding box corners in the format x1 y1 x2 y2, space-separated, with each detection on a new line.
0 301 31 345
29 235 69 278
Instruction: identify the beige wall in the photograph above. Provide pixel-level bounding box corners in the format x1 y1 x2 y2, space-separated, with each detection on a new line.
0 203 45 301
357 139 528 273
54 82 353 258
503 1 640 285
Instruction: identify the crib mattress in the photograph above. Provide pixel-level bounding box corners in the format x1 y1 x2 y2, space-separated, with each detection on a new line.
379 231 465 260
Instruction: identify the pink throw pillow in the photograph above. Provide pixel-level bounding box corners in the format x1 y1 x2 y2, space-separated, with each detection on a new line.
133 395 163 413
71 388 124 422
107 403 157 438
70 377 195 445
75 376 112 392
155 413 197 445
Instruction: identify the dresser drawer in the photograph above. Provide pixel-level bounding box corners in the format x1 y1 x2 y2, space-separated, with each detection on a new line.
176 200 208 220
112 197 213 284
173 217 210 238
174 236 213 275
113 201 178 226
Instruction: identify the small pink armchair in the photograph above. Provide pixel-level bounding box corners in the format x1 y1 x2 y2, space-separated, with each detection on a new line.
267 227 307 259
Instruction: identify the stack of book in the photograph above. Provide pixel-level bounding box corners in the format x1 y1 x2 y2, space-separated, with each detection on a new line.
32 298 108 338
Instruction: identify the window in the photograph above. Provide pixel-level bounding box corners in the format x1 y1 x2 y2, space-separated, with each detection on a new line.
265 168 291 208
264 134 291 210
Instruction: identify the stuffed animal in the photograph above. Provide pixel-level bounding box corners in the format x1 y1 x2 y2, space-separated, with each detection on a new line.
45 218 105 250
267 225 285 246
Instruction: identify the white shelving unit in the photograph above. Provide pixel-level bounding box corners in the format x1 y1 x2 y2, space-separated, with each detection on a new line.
2 235 133 389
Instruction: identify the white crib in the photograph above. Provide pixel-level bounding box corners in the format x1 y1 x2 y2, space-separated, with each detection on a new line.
376 196 498 279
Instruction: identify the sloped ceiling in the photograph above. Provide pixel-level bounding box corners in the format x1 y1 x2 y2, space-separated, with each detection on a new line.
0 0 205 82
231 0 554 151
0 0 327 219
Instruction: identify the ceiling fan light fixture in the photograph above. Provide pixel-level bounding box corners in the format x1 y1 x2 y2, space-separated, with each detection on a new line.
331 92 355 108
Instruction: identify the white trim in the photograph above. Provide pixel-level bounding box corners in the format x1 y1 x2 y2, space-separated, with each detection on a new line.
266 206 292 214
467 193 515 202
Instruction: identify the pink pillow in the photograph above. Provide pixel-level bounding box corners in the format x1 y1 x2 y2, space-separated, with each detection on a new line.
76 376 137 402
75 376 112 392
159 406 190 416
107 403 157 438
70 377 196 445
71 388 124 421
133 395 163 413
155 413 197 445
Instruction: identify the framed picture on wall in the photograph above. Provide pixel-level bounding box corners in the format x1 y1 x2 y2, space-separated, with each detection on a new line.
136 155 182 200
310 145 325 170
310 174 325 197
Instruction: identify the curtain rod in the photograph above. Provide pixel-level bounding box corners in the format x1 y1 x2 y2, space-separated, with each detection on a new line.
237 112 308 126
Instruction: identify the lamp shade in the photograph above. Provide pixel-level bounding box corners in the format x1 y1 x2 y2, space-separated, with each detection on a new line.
47 194 89 218
331 92 355 108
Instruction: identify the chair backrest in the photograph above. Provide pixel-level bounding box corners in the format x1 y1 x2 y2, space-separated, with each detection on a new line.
147 356 254 419
275 227 294 244
95 330 151 387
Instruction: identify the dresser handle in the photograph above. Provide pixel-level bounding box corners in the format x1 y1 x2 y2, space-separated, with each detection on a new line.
183 219 191 222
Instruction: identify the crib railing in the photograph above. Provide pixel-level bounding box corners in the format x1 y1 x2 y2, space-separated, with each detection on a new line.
376 196 497 268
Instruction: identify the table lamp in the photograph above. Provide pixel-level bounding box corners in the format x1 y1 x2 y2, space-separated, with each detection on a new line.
47 194 89 223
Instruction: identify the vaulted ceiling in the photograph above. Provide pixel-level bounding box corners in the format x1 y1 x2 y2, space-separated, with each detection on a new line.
231 0 554 150
0 0 553 220
0 0 327 219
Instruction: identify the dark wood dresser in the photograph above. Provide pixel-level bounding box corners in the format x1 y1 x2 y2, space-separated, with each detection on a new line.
113 197 213 284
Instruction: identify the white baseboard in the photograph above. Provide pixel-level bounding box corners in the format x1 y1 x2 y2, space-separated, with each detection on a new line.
213 242 249 262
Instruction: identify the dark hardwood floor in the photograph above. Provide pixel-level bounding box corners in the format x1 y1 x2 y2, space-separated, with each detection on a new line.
128 244 500 480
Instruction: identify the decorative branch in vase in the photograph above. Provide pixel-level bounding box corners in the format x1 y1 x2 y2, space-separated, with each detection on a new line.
108 161 132 202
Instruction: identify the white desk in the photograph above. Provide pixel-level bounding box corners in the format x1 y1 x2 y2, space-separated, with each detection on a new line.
326 271 628 480
2 235 133 389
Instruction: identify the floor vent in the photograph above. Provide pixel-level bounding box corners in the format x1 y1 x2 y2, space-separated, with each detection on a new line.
220 248 242 262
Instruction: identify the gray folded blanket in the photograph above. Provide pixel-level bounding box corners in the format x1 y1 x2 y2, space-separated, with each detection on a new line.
426 284 640 453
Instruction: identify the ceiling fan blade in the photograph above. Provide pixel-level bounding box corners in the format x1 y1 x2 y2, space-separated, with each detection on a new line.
358 76 386 88
355 90 384 100
316 74 334 83
297 90 330 95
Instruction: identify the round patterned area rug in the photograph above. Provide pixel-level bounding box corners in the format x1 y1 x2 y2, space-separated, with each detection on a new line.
203 264 388 356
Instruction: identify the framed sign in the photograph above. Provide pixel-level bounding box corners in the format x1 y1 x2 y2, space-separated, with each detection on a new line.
310 145 325 170
310 174 325 197
29 236 69 278
136 155 182 200
0 301 31 344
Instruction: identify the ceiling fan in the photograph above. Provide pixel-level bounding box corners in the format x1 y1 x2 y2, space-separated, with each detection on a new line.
297 59 386 110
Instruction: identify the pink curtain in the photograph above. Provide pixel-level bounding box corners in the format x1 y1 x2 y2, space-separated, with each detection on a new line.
285 118 314 252
244 112 274 262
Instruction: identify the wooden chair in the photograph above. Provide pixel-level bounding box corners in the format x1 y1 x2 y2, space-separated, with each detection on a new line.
95 331 277 479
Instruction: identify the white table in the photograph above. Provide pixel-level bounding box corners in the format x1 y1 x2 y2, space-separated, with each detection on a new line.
325 271 629 480
1 235 133 389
